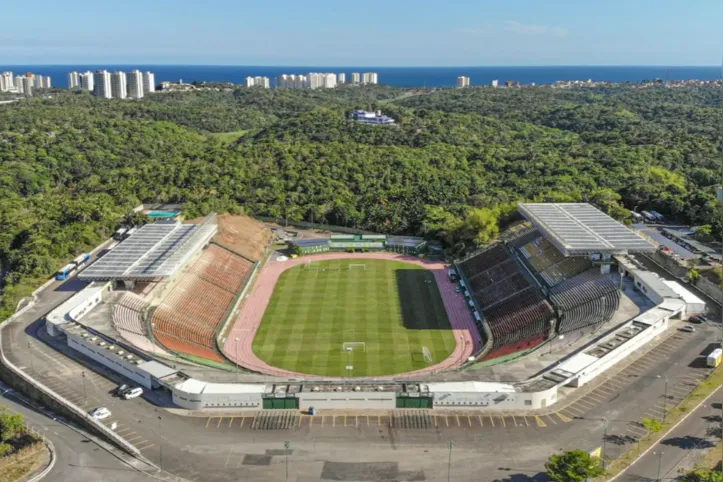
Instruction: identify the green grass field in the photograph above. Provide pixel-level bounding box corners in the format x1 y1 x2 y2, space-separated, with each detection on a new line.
252 259 456 377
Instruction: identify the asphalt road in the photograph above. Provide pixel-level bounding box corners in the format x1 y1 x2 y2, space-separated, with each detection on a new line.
0 382 156 482
1 274 721 481
619 386 722 482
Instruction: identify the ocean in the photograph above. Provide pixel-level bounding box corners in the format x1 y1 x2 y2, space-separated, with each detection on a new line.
1 65 720 89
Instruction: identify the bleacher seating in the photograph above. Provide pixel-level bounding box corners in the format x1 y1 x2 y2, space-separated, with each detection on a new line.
551 272 620 334
539 257 592 287
151 245 252 362
457 244 555 361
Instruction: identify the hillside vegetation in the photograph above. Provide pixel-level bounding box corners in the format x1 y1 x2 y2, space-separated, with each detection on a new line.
0 85 720 318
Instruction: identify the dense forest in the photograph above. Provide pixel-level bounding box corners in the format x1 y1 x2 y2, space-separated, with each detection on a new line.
0 84 721 318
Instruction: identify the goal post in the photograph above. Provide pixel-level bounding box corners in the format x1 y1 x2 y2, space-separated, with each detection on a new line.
342 342 366 352
422 346 433 364
348 264 366 271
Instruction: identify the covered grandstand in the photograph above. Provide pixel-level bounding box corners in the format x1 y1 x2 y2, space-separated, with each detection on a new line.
79 215 218 283
456 203 654 362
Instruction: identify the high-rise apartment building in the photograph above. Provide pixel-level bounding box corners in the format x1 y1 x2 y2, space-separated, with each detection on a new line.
80 71 94 92
457 76 470 88
245 76 270 88
337 73 346 84
362 72 378 84
127 70 144 98
351 72 360 84
0 72 13 92
21 77 33 96
111 72 127 99
33 75 51 89
93 70 112 98
68 72 80 89
142 72 155 94
491 79 499 88
14 76 24 93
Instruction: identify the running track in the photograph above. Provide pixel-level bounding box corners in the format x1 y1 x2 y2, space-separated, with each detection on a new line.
222 253 481 379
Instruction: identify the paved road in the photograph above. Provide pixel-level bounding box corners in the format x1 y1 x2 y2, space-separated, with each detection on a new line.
619 386 722 482
0 383 156 482
1 275 721 481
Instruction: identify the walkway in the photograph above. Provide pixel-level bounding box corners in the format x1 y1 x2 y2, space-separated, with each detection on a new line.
222 252 480 378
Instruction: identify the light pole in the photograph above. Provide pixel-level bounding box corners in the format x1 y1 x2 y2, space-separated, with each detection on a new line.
447 441 453 482
158 415 163 472
234 337 240 375
653 451 664 482
601 418 609 468
284 440 290 481
81 371 87 407
656 375 669 421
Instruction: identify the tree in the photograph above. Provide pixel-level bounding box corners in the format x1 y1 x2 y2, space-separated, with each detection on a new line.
289 244 302 256
687 268 701 283
683 469 723 482
641 417 664 432
0 409 25 442
546 449 605 482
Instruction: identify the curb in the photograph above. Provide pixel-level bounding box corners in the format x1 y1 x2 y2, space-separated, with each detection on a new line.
607 385 722 482
27 439 56 482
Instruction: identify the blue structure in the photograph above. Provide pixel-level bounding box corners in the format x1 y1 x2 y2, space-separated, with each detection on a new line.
350 110 395 125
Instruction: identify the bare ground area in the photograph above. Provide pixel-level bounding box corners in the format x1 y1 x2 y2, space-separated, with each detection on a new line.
188 214 273 261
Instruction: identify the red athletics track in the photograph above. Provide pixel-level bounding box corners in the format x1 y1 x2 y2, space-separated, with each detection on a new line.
222 252 481 379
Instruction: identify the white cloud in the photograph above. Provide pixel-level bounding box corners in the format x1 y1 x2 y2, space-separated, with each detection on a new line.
503 21 569 37
461 21 568 38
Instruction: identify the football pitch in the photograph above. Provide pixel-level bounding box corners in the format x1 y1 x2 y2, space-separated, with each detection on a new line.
252 259 456 377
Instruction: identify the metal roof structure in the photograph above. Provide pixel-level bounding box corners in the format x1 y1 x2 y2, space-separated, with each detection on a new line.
79 218 217 281
386 236 427 247
518 203 655 256
292 238 330 247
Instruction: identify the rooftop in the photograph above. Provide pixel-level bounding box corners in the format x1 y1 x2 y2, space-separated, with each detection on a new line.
518 203 655 256
79 218 217 281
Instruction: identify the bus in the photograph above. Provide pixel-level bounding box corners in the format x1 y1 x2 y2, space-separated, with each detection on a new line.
707 348 722 368
56 263 77 281
73 253 91 269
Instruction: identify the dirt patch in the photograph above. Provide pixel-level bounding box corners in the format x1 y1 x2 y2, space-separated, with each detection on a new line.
188 215 273 261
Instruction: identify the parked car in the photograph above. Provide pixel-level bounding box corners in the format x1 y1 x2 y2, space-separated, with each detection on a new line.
90 407 112 420
680 325 696 333
455 287 461 293
114 384 130 396
123 387 144 400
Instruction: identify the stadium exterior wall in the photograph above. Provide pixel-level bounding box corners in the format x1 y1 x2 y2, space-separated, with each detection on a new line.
298 392 396 410
433 386 558 410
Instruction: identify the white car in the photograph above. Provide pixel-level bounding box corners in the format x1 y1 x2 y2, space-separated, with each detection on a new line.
681 325 695 333
90 407 112 420
123 387 143 400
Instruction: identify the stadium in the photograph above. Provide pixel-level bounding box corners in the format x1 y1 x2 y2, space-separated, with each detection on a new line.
42 202 706 410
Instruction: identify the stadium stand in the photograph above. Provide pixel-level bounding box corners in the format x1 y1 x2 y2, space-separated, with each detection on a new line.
550 271 620 334
151 245 253 363
457 244 555 361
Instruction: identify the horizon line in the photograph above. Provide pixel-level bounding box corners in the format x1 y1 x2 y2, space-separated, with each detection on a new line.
0 63 720 68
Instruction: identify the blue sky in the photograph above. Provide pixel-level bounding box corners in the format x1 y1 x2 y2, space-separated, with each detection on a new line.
2 0 721 65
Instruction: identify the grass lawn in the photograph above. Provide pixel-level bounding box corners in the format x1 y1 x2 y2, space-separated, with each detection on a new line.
252 259 456 377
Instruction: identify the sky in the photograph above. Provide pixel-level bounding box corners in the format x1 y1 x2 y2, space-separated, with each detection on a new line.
2 0 722 66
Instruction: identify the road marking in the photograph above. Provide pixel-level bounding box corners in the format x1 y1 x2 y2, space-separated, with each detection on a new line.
205 418 212 428
116 427 132 434
523 416 530 427
535 416 547 428
223 446 234 468
228 417 234 428
489 416 495 427
456 415 460 427
445 416 449 427
595 386 615 394
217 417 223 429
377 415 380 425
585 394 606 403
126 435 143 443
240 418 245 429
321 416 325 427
344 415 347 426
121 431 136 439
575 399 596 408
299 415 303 427
545 415 557 425
366 415 369 425
556 412 573 423
434 415 438 427
467 416 472 427
137 443 154 451
563 405 585 416
333 416 336 427
512 416 518 427
478 415 483 427
500 416 506 428
355 415 358 426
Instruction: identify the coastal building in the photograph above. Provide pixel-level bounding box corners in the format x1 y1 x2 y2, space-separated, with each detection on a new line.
93 70 112 98
143 72 156 94
491 79 499 88
0 72 14 92
20 76 33 96
350 109 395 125
277 73 337 89
68 71 80 89
338 73 346 84
245 76 270 88
504 80 520 87
362 72 378 84
34 75 51 89
127 70 144 99
457 76 470 88
14 75 24 93
80 71 94 92
351 72 360 84
111 71 127 99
